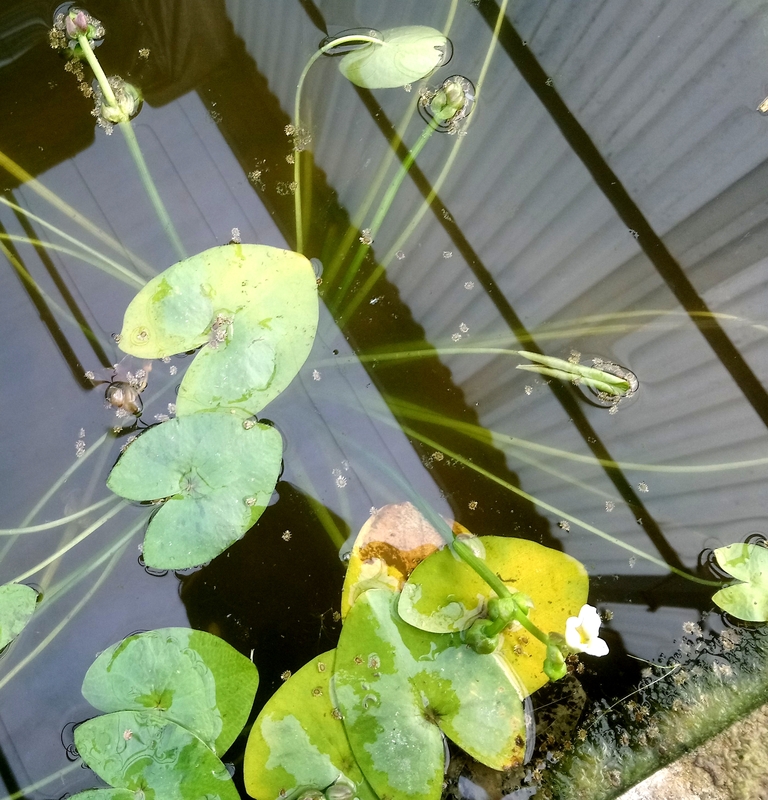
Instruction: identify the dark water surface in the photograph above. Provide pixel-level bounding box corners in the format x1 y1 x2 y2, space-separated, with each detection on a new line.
1 0 767 796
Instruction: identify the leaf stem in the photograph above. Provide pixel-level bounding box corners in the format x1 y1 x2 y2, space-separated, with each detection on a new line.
293 33 384 253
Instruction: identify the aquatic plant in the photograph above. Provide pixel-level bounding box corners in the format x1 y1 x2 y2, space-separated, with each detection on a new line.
0 3 766 800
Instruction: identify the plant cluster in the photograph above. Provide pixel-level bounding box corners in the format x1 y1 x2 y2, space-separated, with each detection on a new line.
0 6 766 800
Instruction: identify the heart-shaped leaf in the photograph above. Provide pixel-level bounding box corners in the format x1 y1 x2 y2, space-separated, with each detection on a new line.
106 413 282 569
339 26 449 89
340 502 446 618
244 650 377 800
118 244 318 416
398 537 588 696
82 628 258 756
713 542 768 621
334 590 526 800
74 711 239 800
0 583 38 650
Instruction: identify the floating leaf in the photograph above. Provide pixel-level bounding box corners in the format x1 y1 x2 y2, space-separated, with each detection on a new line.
335 590 526 800
68 791 136 800
713 542 768 622
74 711 239 800
106 413 282 569
338 26 449 89
82 628 258 756
398 537 588 696
0 583 38 650
244 651 377 800
340 502 447 617
118 244 318 416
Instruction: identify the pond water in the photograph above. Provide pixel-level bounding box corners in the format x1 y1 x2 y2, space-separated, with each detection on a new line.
1 0 767 797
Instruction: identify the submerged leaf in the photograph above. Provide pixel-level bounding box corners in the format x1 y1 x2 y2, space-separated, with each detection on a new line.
68 791 136 800
0 583 38 650
244 651 377 800
340 502 446 618
338 26 448 89
713 542 768 621
398 537 589 695
74 711 239 800
118 244 318 416
82 628 258 756
106 413 282 569
335 590 526 800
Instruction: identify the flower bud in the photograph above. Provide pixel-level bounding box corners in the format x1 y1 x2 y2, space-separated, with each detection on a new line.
543 643 567 681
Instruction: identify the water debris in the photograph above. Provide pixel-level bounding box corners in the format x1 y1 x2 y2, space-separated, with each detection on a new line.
464 281 475 290
637 481 649 493
312 369 321 381
280 670 291 681
629 229 639 239
451 333 462 342
335 475 348 489
75 437 86 458
459 322 469 333
359 228 373 245
468 500 478 510
395 250 405 260
169 365 178 376
282 531 292 541
443 251 453 259
138 48 149 59
229 227 241 244
276 181 297 195
605 501 615 512
524 385 533 395
558 520 570 532
285 153 295 164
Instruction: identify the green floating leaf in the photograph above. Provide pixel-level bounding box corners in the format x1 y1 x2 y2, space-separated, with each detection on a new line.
82 628 258 756
339 26 448 89
118 244 318 416
335 590 526 800
106 413 282 569
244 651 377 800
398 537 588 696
74 711 239 800
0 583 38 650
68 790 136 800
713 543 768 622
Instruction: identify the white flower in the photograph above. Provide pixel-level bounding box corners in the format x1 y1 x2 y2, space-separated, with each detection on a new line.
565 604 609 656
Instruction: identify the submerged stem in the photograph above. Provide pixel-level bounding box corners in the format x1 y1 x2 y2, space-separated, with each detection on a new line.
335 114 442 310
0 496 116 535
8 501 127 583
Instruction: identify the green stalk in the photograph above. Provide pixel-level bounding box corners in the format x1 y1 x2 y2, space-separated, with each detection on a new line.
341 0 510 322
0 198 145 287
0 763 81 800
395 422 722 587
7 501 127 583
119 122 186 261
334 114 442 311
0 525 135 693
0 496 116 535
293 33 384 253
77 34 186 261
